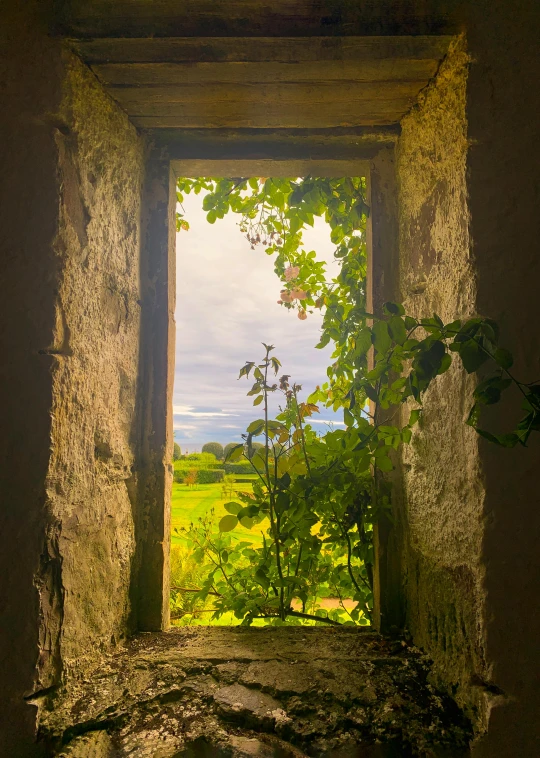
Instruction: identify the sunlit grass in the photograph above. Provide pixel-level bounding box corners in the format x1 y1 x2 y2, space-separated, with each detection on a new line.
170 479 264 546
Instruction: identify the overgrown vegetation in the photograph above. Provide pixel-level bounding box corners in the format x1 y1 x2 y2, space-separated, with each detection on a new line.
173 176 540 626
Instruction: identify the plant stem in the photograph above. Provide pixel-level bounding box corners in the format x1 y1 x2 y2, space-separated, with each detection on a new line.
263 349 285 620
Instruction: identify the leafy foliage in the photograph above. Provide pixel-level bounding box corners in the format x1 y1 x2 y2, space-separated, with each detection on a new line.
182 324 538 626
173 442 182 461
174 176 539 626
175 468 225 485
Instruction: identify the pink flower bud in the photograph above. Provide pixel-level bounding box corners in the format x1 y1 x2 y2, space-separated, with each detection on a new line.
280 290 293 303
298 309 308 320
285 265 300 281
291 288 307 300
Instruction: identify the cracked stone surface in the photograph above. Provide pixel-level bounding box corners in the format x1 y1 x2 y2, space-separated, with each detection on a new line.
36 628 472 757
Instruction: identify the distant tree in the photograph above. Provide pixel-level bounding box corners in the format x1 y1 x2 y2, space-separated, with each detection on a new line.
221 474 237 500
202 441 224 460
184 469 197 488
173 442 182 461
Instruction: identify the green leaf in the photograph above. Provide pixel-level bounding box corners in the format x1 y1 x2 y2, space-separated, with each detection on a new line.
219 515 238 532
207 209 217 224
255 569 270 590
224 502 242 515
437 353 452 375
253 395 264 406
473 376 512 405
466 403 481 427
494 348 514 369
409 409 422 426
477 429 520 448
388 315 407 346
363 383 378 404
221 550 229 564
375 453 393 472
271 356 281 374
202 194 215 211
355 328 372 357
404 316 417 331
457 339 490 373
383 301 405 316
372 321 392 354
247 419 265 435
225 443 244 462
444 319 462 335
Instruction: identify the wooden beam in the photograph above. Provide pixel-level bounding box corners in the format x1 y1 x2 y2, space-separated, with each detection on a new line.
72 35 453 65
170 158 371 177
149 127 399 161
92 59 439 86
130 100 411 129
109 81 424 106
55 1 458 38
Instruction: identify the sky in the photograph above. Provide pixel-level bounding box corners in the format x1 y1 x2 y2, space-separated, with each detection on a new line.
173 189 345 452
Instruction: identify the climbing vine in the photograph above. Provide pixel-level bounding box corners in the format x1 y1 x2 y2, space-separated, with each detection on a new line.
174 177 540 626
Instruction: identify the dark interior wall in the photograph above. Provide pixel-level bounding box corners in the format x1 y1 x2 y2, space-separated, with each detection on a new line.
0 5 146 753
395 4 540 753
0 4 64 753
464 1 540 755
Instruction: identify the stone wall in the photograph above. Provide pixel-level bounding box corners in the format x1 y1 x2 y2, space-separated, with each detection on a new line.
395 36 489 727
41 53 145 676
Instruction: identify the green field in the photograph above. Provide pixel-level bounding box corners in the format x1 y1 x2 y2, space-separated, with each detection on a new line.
170 477 264 546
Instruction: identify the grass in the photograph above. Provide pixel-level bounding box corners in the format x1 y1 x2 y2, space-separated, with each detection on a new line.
169 476 360 627
170 477 267 626
170 478 264 546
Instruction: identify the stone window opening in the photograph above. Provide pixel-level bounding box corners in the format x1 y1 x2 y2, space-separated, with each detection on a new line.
169 169 373 629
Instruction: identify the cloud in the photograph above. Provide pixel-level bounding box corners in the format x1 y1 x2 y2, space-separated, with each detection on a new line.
309 419 346 426
173 190 343 447
174 411 237 418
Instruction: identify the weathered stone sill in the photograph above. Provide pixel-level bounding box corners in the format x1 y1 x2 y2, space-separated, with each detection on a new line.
35 627 472 757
